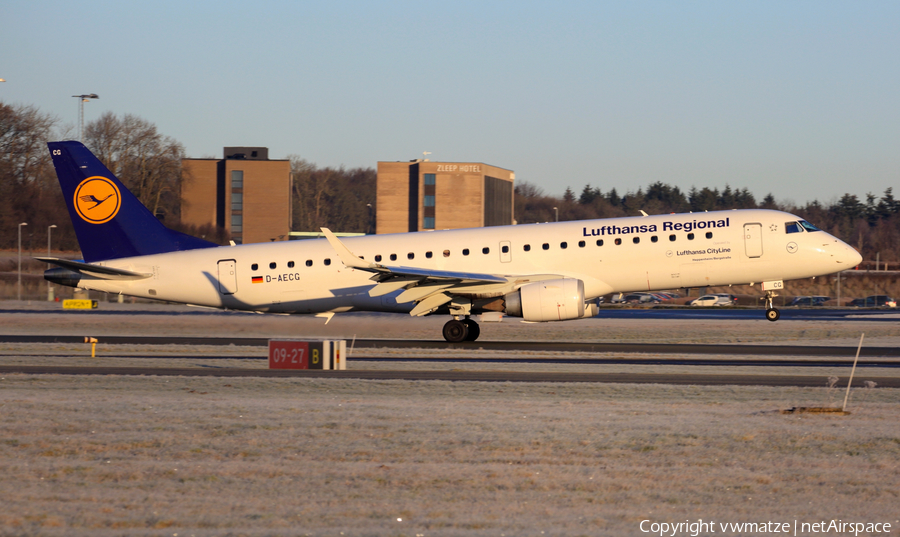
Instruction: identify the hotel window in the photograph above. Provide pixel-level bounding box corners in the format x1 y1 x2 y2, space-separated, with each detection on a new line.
230 170 243 241
423 174 436 230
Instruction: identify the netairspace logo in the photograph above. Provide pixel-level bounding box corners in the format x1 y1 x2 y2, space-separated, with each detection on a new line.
639 519 892 536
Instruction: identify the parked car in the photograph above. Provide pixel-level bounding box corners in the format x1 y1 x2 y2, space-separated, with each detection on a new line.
850 295 897 308
624 293 658 304
713 293 739 305
790 296 827 306
690 295 734 306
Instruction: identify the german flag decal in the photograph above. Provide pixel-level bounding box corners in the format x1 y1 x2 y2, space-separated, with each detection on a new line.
252 276 263 284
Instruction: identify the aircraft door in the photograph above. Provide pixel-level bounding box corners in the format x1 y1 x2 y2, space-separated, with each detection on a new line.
500 241 512 263
743 223 763 258
217 259 238 295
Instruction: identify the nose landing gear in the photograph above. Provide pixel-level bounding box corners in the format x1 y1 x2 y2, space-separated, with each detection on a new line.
764 290 780 322
442 317 481 342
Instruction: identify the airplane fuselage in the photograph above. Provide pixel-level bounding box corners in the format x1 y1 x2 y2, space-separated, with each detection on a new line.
69 209 859 315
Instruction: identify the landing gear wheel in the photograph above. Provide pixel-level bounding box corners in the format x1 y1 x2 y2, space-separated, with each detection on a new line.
442 319 469 342
766 308 780 322
463 319 480 341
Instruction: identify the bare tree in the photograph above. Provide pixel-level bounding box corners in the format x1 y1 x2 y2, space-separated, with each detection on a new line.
84 112 186 221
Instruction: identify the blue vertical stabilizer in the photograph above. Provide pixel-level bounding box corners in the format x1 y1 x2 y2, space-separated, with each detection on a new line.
48 141 219 262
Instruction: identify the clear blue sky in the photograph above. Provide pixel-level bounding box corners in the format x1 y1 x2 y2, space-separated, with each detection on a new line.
3 0 898 206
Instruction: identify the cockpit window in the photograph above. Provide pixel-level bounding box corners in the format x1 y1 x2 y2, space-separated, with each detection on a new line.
785 222 803 234
799 220 821 232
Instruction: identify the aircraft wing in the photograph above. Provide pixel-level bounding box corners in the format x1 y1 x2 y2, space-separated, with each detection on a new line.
321 228 561 316
35 257 152 280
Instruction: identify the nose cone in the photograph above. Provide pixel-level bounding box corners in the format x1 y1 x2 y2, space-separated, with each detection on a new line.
835 241 862 268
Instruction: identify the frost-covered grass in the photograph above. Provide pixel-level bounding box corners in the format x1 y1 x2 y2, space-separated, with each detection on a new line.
1 375 898 536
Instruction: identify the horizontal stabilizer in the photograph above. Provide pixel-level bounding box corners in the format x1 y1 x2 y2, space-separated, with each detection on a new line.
36 257 151 280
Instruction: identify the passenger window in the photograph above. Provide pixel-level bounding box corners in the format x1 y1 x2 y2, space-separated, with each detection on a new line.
651 236 658 243
482 247 490 254
578 241 585 248
615 238 622 245
305 260 313 267
560 242 567 249
596 239 603 246
375 255 382 262
669 234 676 242
463 249 470 256
687 233 695 240
524 244 531 252
408 253 414 260
251 263 258 271
632 237 640 244
542 243 549 250
390 254 397 261
705 232 713 239
324 259 331 266
287 261 295 268
443 250 450 257
501 245 509 253
785 222 802 234
426 251 433 259
269 262 277 269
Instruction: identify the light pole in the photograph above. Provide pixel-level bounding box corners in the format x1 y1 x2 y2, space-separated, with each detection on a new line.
553 206 558 222
18 223 28 301
47 225 57 301
72 93 99 141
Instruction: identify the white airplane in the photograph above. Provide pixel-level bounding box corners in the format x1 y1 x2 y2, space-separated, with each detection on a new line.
41 141 862 342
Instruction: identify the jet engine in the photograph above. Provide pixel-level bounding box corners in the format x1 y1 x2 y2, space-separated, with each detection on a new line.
504 278 587 322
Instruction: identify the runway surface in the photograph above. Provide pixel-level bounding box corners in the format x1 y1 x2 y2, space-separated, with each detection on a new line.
2 334 898 358
1 364 898 387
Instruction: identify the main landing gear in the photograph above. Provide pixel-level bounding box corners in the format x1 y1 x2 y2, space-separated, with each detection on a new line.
764 291 780 322
442 317 480 342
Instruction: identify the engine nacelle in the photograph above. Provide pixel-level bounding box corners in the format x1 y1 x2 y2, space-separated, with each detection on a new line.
504 278 586 322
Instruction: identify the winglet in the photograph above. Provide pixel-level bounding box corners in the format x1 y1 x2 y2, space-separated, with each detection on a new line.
321 228 377 271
